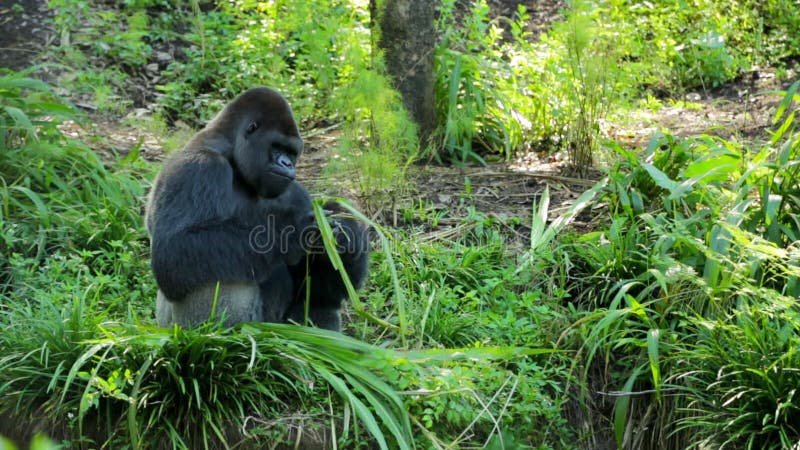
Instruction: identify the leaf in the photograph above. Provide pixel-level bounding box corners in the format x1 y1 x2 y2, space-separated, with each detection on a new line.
749 243 786 258
644 132 667 160
343 373 412 450
316 367 390 450
647 329 661 399
614 366 643 448
529 187 550 250
703 224 728 287
10 186 50 228
3 105 35 137
777 134 799 165
27 101 78 117
668 178 696 201
30 434 58 450
771 79 800 126
641 162 680 193
314 200 405 335
0 75 52 92
764 194 783 226
682 152 740 183
771 111 795 143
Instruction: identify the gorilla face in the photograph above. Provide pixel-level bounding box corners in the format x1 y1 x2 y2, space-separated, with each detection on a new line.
235 126 303 198
230 88 304 199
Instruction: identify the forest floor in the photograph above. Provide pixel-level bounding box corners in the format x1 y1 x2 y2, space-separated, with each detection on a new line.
0 0 791 235
1 3 796 449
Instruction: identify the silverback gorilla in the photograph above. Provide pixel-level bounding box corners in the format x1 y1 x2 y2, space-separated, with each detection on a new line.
145 87 368 331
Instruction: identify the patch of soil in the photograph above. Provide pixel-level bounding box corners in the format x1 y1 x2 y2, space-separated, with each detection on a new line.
57 115 166 162
609 68 795 149
0 0 52 71
406 162 598 245
485 0 567 38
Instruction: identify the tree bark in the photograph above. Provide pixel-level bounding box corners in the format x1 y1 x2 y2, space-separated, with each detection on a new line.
371 0 437 148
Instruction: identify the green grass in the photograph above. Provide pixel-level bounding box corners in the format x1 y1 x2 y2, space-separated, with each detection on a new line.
0 289 416 449
551 84 800 449
6 1 800 447
1 71 573 448
676 303 800 449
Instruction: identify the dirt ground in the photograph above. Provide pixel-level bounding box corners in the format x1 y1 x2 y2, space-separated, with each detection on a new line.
488 0 568 38
0 0 792 234
0 0 53 71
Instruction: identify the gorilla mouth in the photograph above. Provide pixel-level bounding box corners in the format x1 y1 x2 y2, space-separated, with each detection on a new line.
269 168 295 181
271 171 294 181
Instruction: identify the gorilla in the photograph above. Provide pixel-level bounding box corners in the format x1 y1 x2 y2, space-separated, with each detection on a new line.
145 87 368 331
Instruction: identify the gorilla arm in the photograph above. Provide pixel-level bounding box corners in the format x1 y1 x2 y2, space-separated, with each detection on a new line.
306 209 370 297
286 204 369 330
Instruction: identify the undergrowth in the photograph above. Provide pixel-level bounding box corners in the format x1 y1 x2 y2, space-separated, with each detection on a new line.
6 1 800 448
1 71 574 448
550 82 800 449
433 0 799 166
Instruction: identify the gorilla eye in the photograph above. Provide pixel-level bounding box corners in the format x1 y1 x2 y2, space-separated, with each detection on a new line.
246 121 259 134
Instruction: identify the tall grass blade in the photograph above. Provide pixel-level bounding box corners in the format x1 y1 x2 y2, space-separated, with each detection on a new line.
614 366 643 448
529 187 550 251
771 79 799 125
647 328 661 399
314 199 407 338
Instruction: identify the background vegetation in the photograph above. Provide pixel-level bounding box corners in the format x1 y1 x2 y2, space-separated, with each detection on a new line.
1 0 798 448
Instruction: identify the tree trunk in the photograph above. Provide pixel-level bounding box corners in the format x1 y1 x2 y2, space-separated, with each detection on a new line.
371 0 437 148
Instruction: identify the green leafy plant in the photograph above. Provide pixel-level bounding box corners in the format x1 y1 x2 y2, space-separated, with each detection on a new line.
433 1 544 164
0 69 148 261
0 289 415 449
676 304 800 449
552 0 620 174
555 85 800 449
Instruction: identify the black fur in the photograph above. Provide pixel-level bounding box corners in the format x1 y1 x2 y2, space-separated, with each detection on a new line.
145 87 368 331
285 202 370 330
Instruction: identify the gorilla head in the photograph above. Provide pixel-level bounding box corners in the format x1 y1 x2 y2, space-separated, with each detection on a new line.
212 87 304 198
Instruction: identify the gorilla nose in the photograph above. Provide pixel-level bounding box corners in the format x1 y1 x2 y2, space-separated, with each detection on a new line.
273 153 296 180
277 154 293 168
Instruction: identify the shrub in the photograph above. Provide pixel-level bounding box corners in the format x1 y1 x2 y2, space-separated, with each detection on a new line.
676 303 800 449
554 85 800 448
0 69 151 299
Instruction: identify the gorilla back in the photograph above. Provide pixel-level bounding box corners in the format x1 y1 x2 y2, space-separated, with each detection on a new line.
145 87 368 330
